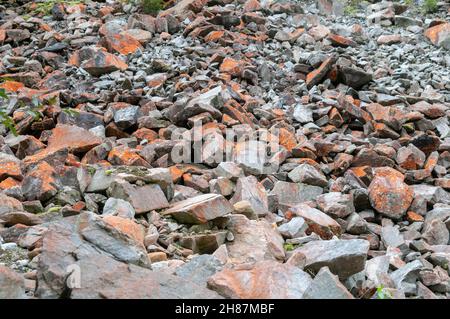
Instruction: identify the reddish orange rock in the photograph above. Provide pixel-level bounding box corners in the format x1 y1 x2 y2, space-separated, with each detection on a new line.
102 215 145 246
22 161 59 202
69 47 128 77
132 128 159 142
0 81 24 92
368 167 413 219
108 145 150 167
0 177 21 190
219 58 242 76
47 125 102 153
0 29 5 42
328 33 356 47
424 22 450 49
204 30 225 42
101 33 143 55
306 57 334 89
406 211 424 223
277 127 297 152
0 161 22 181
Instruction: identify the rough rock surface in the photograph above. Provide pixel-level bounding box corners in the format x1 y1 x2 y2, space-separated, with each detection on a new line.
1 0 450 300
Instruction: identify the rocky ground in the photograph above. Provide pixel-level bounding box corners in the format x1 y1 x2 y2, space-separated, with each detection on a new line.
1 0 450 299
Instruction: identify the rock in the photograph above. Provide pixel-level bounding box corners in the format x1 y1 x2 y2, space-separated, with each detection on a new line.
303 266 354 299
316 192 355 218
69 47 128 76
178 231 227 254
47 125 102 153
1 212 42 226
102 198 135 219
288 163 328 187
368 167 413 219
390 260 423 296
306 56 334 89
278 217 308 239
0 194 23 215
288 204 342 239
424 23 450 49
295 239 370 279
175 254 223 287
162 193 233 224
225 214 285 263
230 176 268 217
107 179 169 214
271 182 323 209
0 266 25 299
207 260 312 299
422 219 449 246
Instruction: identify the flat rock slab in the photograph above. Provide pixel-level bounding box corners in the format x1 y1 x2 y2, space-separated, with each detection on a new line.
295 239 370 280
162 193 233 224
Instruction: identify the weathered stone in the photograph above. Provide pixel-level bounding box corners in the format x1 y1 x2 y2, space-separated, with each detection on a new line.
303 266 354 299
368 167 413 219
288 163 328 187
295 239 370 279
225 214 285 263
162 193 232 224
0 266 26 299
316 192 354 218
107 180 169 214
230 176 268 217
208 260 312 299
287 204 342 239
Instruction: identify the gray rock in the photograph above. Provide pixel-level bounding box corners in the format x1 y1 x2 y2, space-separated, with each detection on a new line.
278 217 308 239
102 198 135 219
175 255 223 287
295 239 370 279
316 192 355 218
303 266 354 299
288 164 328 187
390 260 423 296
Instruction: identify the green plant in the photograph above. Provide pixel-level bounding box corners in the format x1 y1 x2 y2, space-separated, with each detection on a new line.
423 0 438 13
0 88 17 136
283 243 295 251
344 0 359 16
141 0 164 14
376 285 392 299
32 0 85 16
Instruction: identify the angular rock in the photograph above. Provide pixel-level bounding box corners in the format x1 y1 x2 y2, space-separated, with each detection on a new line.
162 193 232 224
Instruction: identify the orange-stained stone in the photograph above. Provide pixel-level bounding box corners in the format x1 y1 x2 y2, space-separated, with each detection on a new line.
219 58 242 76
47 124 102 153
102 215 145 246
277 127 297 152
328 33 356 47
424 23 450 48
306 57 333 89
406 211 424 223
101 33 143 55
0 29 5 42
0 177 21 190
22 161 59 201
0 161 22 181
0 81 24 92
368 167 413 219
108 145 150 167
69 48 128 76
132 128 159 142
204 30 225 42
